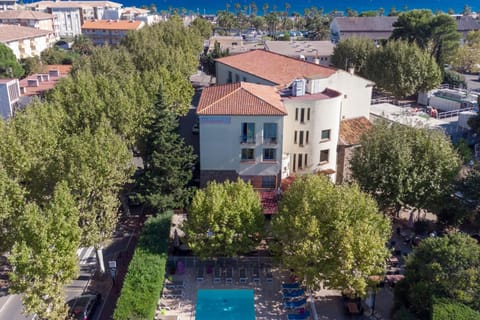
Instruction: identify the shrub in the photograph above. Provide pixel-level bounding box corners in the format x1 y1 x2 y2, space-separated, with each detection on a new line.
113 212 172 320
432 299 480 320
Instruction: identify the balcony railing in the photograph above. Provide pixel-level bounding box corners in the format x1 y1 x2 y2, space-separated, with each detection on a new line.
263 137 278 145
240 136 256 144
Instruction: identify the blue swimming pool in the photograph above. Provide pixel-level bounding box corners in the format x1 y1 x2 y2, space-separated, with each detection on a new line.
196 289 255 320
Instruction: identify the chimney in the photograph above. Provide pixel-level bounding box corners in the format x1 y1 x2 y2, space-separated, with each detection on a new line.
27 79 39 87
314 58 320 65
348 67 354 75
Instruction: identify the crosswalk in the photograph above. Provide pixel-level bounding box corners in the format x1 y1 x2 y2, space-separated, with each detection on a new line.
76 246 97 266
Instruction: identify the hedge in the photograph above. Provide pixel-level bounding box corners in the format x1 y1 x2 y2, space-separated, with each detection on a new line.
432 299 480 320
113 211 172 320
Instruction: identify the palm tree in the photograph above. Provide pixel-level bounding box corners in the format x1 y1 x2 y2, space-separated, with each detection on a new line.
262 3 269 16
250 1 258 16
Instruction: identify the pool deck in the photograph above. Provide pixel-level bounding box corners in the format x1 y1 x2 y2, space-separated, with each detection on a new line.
156 265 289 320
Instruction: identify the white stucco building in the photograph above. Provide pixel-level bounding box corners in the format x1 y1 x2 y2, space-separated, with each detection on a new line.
0 78 20 119
0 10 57 37
197 82 287 189
0 24 56 59
212 50 374 183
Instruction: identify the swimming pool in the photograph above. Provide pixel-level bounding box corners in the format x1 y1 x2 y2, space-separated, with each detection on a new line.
196 289 255 320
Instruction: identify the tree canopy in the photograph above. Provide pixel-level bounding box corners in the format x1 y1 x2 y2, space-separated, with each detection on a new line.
184 179 264 258
366 40 441 98
390 10 460 66
451 30 480 74
393 233 480 319
271 174 391 296
350 122 461 214
0 43 24 78
331 37 375 77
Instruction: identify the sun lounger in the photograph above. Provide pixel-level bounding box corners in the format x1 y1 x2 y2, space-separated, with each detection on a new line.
282 283 300 290
239 267 248 284
283 289 305 299
165 280 185 289
213 266 222 284
196 264 205 282
162 289 184 299
284 297 307 310
225 267 233 284
252 266 260 284
287 311 311 320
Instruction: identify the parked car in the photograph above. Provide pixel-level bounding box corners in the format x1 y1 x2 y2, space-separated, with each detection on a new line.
68 293 101 320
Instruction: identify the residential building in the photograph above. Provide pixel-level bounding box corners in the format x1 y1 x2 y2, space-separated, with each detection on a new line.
208 49 374 183
27 1 122 37
0 24 56 59
120 7 158 25
330 16 397 44
207 36 263 55
331 15 480 45
0 78 20 119
264 40 334 66
197 82 287 189
81 19 144 46
0 0 16 11
0 10 57 37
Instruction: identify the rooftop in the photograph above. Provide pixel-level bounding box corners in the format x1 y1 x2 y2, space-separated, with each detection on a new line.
81 19 143 30
332 16 397 32
0 10 53 20
0 24 53 42
282 88 342 101
27 0 122 9
197 82 287 116
264 40 335 57
19 64 71 97
339 117 372 145
215 50 336 88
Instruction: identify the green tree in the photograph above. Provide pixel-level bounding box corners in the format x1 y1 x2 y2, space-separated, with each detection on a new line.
451 31 480 73
432 299 480 320
0 43 24 78
190 17 213 39
331 37 375 76
137 94 196 211
393 233 480 319
71 35 94 55
366 40 441 98
200 40 230 76
21 56 43 76
390 10 461 66
360 10 378 17
9 182 81 320
184 179 264 258
271 174 391 296
40 47 78 65
350 122 461 215
443 69 467 88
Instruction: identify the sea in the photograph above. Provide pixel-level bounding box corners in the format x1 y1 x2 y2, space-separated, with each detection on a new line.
121 0 478 16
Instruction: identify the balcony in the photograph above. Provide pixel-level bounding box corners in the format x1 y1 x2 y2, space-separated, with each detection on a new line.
240 136 256 144
263 137 278 145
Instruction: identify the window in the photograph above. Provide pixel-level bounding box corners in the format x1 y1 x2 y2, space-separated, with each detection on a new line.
263 148 276 161
243 76 247 81
299 131 304 146
321 129 331 140
306 131 309 144
235 74 240 82
304 154 308 167
227 71 232 83
320 149 329 163
262 176 276 189
241 123 255 143
264 123 277 144
293 154 296 172
307 108 310 120
241 148 255 160
300 108 305 123
295 108 298 121
298 154 303 169
294 131 297 144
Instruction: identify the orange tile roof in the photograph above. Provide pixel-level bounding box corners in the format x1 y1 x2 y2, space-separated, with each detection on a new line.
338 117 372 145
197 82 287 116
215 49 337 87
19 64 71 96
81 19 143 30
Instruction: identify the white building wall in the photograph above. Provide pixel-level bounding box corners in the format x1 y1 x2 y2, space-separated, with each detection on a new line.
199 115 284 177
429 96 462 111
6 34 55 59
51 8 82 37
282 94 342 181
0 79 20 119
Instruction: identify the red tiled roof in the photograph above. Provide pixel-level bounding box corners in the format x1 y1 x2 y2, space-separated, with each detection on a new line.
19 64 71 96
215 50 336 87
82 19 143 30
259 191 278 214
338 117 372 145
197 82 287 116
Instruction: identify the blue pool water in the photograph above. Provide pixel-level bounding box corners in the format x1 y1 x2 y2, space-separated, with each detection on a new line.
196 289 255 320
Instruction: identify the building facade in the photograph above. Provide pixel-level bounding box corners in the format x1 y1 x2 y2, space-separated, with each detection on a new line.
0 10 57 37
81 20 144 46
0 78 20 119
0 25 56 59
